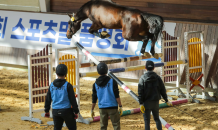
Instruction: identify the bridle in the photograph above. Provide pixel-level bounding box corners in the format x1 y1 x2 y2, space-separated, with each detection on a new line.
68 13 75 35
68 21 74 34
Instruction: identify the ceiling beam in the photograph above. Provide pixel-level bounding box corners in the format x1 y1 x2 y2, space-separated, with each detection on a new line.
39 0 50 12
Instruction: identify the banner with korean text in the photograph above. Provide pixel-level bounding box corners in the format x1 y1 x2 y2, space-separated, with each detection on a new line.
0 10 175 61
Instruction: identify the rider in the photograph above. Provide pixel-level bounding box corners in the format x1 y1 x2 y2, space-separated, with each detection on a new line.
138 60 172 130
44 64 79 130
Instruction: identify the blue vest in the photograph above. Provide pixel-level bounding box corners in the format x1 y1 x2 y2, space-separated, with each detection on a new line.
50 81 71 109
95 79 118 108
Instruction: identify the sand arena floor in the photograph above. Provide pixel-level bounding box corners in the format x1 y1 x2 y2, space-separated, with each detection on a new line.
0 68 218 130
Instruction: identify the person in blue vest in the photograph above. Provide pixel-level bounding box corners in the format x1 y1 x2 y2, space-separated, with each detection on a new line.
91 62 123 130
44 64 79 130
138 60 172 130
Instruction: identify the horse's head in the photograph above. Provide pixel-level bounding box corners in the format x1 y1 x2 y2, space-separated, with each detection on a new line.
66 13 81 39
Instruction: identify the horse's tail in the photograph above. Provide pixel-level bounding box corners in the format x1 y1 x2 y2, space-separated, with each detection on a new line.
141 13 164 41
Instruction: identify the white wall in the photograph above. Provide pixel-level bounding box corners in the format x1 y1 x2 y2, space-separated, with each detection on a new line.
0 0 40 12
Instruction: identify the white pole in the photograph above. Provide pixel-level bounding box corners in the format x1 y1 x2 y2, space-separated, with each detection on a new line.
76 48 80 111
161 32 165 81
28 55 33 118
55 48 59 79
176 37 181 96
49 44 53 117
159 116 175 130
184 32 190 99
200 32 205 99
49 44 53 83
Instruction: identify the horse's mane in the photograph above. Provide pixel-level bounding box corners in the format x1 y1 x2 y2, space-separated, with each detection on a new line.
91 0 116 4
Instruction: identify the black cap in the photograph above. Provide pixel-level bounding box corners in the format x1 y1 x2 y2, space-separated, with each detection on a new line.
145 60 154 70
97 62 108 75
56 64 68 76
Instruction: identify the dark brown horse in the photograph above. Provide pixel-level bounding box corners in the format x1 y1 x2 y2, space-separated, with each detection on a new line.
66 0 163 59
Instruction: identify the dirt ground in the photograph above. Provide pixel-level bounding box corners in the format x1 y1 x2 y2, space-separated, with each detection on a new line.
0 68 218 130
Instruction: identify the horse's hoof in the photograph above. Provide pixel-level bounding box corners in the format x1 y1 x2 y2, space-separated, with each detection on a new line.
153 53 159 59
100 31 110 38
143 52 151 58
101 31 108 35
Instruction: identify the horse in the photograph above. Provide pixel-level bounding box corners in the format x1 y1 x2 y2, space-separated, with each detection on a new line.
66 0 163 59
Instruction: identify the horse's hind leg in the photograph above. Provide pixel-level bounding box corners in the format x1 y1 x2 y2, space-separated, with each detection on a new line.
140 36 150 56
122 26 151 56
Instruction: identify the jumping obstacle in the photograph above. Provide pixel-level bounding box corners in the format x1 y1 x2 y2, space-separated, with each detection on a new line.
184 31 205 99
21 45 89 125
21 44 53 124
79 60 187 78
161 31 203 103
184 31 216 101
162 31 215 102
40 47 89 125
161 31 180 82
79 55 151 68
75 42 175 130
161 32 189 100
86 99 191 123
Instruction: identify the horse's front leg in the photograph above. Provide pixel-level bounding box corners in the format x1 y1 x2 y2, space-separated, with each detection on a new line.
149 33 160 59
88 23 110 39
88 24 101 36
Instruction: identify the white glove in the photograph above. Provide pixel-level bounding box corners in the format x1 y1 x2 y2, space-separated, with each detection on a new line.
166 101 173 106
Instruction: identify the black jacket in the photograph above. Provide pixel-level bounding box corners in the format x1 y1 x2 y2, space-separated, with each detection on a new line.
92 75 120 109
44 79 79 114
138 71 168 104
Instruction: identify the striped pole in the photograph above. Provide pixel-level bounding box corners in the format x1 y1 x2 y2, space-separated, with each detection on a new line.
86 99 189 124
86 108 141 123
108 72 139 101
79 60 187 77
75 42 174 130
159 99 190 108
79 55 151 68
76 42 139 102
158 116 174 130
